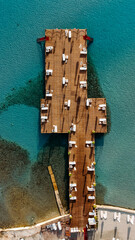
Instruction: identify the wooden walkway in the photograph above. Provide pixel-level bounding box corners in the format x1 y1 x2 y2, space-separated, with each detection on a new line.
41 29 107 230
48 166 65 216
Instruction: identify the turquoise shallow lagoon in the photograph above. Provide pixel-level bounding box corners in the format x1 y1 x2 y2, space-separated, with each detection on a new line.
0 0 135 227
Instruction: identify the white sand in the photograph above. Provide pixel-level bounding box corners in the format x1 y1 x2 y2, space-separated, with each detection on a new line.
95 205 135 240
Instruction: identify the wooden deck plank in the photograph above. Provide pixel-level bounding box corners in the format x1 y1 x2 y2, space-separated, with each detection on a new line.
40 29 107 230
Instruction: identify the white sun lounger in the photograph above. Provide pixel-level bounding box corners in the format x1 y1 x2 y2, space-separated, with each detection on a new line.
89 210 96 216
88 218 96 225
86 141 92 144
80 66 87 70
80 81 87 88
57 221 62 231
88 196 95 200
52 223 57 230
46 93 52 97
70 124 76 132
41 116 48 120
127 215 134 224
46 69 53 76
65 29 68 37
70 196 76 201
69 31 71 39
114 212 121 222
70 183 77 188
69 161 76 166
67 100 71 107
85 141 94 147
86 99 92 107
80 48 87 55
80 81 87 85
98 104 106 111
65 100 71 108
99 118 107 125
52 125 57 133
62 77 68 85
87 186 95 192
100 211 107 220
46 46 53 53
69 141 76 145
87 166 95 172
41 107 48 111
62 77 65 84
62 54 65 61
69 141 76 148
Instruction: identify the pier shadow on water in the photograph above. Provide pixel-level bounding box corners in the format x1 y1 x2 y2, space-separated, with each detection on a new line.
0 72 45 113
87 55 111 133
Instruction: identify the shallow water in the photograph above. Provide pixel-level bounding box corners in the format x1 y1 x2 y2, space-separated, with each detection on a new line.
0 0 135 227
0 136 68 227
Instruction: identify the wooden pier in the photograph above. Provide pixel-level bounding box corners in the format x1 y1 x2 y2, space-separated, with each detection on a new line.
41 29 107 230
48 166 65 216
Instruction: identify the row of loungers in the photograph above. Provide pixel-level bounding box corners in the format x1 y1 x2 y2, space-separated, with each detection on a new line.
100 211 134 224
46 221 62 231
41 102 49 123
69 189 95 202
46 65 87 75
41 104 57 132
86 99 106 109
69 140 95 150
63 78 87 88
65 29 71 38
70 196 95 202
70 227 81 233
69 136 95 201
41 103 49 123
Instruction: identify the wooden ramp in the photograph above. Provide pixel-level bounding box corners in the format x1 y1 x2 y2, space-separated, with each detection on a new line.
41 29 107 230
48 166 65 216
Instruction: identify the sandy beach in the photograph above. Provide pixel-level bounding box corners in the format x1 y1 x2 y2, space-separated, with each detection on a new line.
95 205 135 240
0 205 135 240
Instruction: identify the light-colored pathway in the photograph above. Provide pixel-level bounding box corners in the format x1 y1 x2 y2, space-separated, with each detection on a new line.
1 206 135 240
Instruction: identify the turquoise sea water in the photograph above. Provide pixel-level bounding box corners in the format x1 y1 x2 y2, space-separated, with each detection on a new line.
0 0 135 227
